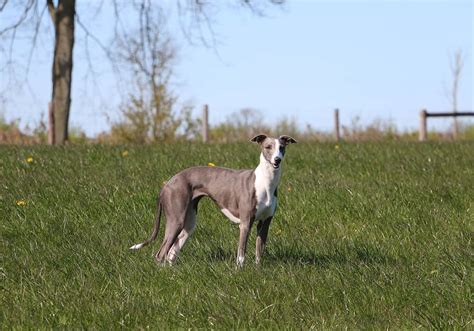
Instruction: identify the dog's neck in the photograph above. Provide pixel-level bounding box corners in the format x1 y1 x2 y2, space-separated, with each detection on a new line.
254 153 281 204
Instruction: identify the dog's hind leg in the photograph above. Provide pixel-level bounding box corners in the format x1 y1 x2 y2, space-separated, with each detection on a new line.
166 203 197 263
155 216 184 264
155 193 190 264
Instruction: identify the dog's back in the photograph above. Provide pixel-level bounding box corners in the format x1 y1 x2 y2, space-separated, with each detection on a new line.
162 166 256 220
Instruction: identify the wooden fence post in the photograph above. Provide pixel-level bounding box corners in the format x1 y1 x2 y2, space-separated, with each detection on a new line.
419 109 427 141
48 102 55 145
334 108 340 142
202 104 209 143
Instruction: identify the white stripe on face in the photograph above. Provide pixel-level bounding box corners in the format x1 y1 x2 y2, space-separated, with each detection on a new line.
271 139 283 164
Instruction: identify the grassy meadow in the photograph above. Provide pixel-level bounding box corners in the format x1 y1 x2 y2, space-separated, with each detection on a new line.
1 142 472 328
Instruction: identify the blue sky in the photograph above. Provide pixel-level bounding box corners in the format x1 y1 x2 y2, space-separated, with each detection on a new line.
1 0 472 135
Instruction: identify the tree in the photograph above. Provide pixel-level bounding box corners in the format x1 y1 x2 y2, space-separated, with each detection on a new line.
0 0 285 144
113 5 181 142
48 0 75 144
210 108 270 142
0 0 75 144
448 49 465 139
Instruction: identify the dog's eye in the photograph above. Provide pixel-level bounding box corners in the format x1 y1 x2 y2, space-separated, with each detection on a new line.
265 146 271 149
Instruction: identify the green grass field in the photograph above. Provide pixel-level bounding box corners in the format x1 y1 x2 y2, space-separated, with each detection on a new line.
1 142 472 328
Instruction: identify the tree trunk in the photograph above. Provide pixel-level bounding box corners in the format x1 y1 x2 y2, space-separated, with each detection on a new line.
51 0 75 144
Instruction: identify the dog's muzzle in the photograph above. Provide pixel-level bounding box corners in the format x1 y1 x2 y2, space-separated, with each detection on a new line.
272 157 281 169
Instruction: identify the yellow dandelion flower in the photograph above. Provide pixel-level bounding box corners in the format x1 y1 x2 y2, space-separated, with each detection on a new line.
287 186 293 192
208 162 216 167
335 144 340 150
26 156 33 163
122 150 129 157
16 200 27 206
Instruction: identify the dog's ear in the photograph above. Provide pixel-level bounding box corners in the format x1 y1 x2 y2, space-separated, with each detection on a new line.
250 134 268 144
279 135 297 145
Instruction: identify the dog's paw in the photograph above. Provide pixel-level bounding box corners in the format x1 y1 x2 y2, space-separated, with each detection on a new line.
236 256 245 268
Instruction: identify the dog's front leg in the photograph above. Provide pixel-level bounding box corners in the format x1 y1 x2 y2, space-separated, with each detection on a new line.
255 216 272 265
236 218 253 268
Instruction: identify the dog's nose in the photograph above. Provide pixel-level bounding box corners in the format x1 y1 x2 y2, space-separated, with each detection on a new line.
274 157 281 164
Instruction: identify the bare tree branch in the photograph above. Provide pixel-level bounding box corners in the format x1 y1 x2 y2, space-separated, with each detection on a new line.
25 2 46 78
448 49 465 138
449 49 464 113
75 11 126 100
0 0 35 36
176 0 219 49
46 0 55 22
0 0 9 12
75 12 111 59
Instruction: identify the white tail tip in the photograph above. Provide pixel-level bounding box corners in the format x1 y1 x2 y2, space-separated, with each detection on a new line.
130 243 144 250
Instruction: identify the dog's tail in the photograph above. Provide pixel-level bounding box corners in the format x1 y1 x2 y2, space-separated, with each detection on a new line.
130 199 163 250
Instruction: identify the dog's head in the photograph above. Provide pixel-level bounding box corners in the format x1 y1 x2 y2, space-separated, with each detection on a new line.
251 134 297 169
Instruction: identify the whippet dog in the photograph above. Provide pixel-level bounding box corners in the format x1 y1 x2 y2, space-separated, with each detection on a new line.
130 134 297 267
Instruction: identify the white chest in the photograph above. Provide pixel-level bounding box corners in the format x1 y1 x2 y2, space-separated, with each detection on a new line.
254 162 280 221
255 193 277 221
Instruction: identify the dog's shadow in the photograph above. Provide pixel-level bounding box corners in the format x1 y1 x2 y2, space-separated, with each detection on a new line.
202 243 394 267
266 249 349 267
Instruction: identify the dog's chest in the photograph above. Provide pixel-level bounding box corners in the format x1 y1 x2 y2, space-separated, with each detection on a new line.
254 168 279 221
255 192 277 221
